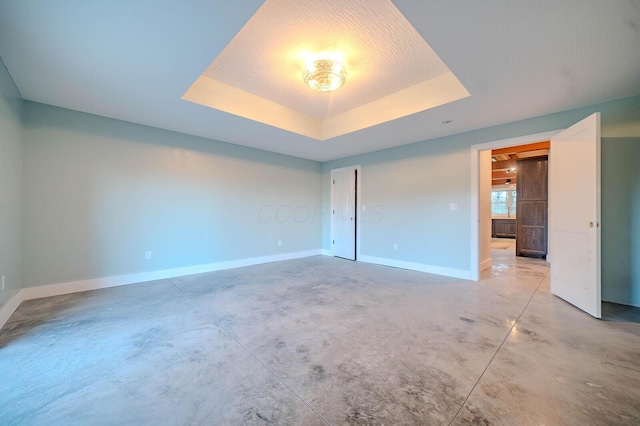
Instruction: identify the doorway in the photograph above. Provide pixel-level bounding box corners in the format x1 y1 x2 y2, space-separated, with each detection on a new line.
490 142 550 259
330 165 361 260
471 113 602 318
470 130 559 280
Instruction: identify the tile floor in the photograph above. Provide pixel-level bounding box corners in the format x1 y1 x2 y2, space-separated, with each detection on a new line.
1 247 639 425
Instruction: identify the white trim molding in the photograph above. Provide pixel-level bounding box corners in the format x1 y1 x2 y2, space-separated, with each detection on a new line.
0 290 25 329
480 257 492 272
0 249 322 329
358 255 471 280
21 249 322 301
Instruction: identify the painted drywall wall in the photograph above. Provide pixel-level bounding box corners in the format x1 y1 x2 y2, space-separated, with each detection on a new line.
479 150 492 270
0 57 23 308
602 139 640 306
22 102 322 288
322 96 640 305
324 136 473 274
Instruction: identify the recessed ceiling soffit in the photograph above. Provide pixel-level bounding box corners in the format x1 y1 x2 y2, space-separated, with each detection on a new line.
182 0 470 140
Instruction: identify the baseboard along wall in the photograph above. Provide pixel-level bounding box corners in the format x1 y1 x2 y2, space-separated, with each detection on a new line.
2 250 475 329
0 249 322 329
358 255 472 280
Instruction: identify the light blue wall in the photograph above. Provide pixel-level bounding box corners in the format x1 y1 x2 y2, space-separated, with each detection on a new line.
0 57 23 309
22 102 322 287
325 135 473 272
323 96 640 305
10 84 640 306
602 137 640 306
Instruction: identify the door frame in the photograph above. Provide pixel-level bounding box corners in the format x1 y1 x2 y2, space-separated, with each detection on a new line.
469 130 561 281
330 165 362 260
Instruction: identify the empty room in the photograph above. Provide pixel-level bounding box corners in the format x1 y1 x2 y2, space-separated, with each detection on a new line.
1 1 639 424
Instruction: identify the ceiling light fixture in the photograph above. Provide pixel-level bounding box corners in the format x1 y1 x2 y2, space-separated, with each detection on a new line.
303 59 347 92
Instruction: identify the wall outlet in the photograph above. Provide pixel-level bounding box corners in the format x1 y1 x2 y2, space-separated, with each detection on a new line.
393 244 398 251
1 275 5 290
449 203 458 211
145 251 152 260
278 240 282 247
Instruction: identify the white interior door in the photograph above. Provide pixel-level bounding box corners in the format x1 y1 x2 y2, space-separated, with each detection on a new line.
331 167 356 260
549 112 601 318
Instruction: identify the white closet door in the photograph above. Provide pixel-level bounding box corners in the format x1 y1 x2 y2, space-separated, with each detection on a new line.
331 167 356 260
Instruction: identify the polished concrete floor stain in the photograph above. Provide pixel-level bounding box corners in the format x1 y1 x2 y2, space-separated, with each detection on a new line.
1 248 639 425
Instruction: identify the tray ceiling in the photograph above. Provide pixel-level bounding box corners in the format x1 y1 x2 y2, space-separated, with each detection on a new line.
183 0 469 140
0 0 638 161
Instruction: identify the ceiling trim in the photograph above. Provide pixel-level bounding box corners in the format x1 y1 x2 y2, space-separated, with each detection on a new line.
182 76 321 139
183 71 469 141
321 72 469 140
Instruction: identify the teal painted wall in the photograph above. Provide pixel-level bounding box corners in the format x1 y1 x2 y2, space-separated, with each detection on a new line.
323 96 640 305
9 82 640 306
325 134 473 272
0 57 23 309
602 137 640 307
22 102 322 287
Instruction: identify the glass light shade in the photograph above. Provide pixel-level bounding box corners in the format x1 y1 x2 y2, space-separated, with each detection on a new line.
303 60 347 92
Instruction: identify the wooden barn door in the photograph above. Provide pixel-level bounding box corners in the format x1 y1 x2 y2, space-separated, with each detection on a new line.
516 157 548 258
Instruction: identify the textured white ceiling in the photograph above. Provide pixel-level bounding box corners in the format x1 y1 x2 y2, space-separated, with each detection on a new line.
204 0 449 119
0 0 638 161
184 0 469 140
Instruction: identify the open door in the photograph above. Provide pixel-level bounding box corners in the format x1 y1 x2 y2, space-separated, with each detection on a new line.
549 113 601 318
331 166 357 260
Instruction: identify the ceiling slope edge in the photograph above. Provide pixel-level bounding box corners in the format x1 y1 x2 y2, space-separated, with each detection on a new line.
182 76 322 139
183 71 469 141
321 72 469 140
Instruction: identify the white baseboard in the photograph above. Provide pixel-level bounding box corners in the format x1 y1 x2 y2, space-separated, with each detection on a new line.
358 255 471 280
0 290 25 329
321 249 332 256
19 249 322 303
480 257 492 272
602 299 640 308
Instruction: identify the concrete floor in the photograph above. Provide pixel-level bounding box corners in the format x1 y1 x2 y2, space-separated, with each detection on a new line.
1 247 639 425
